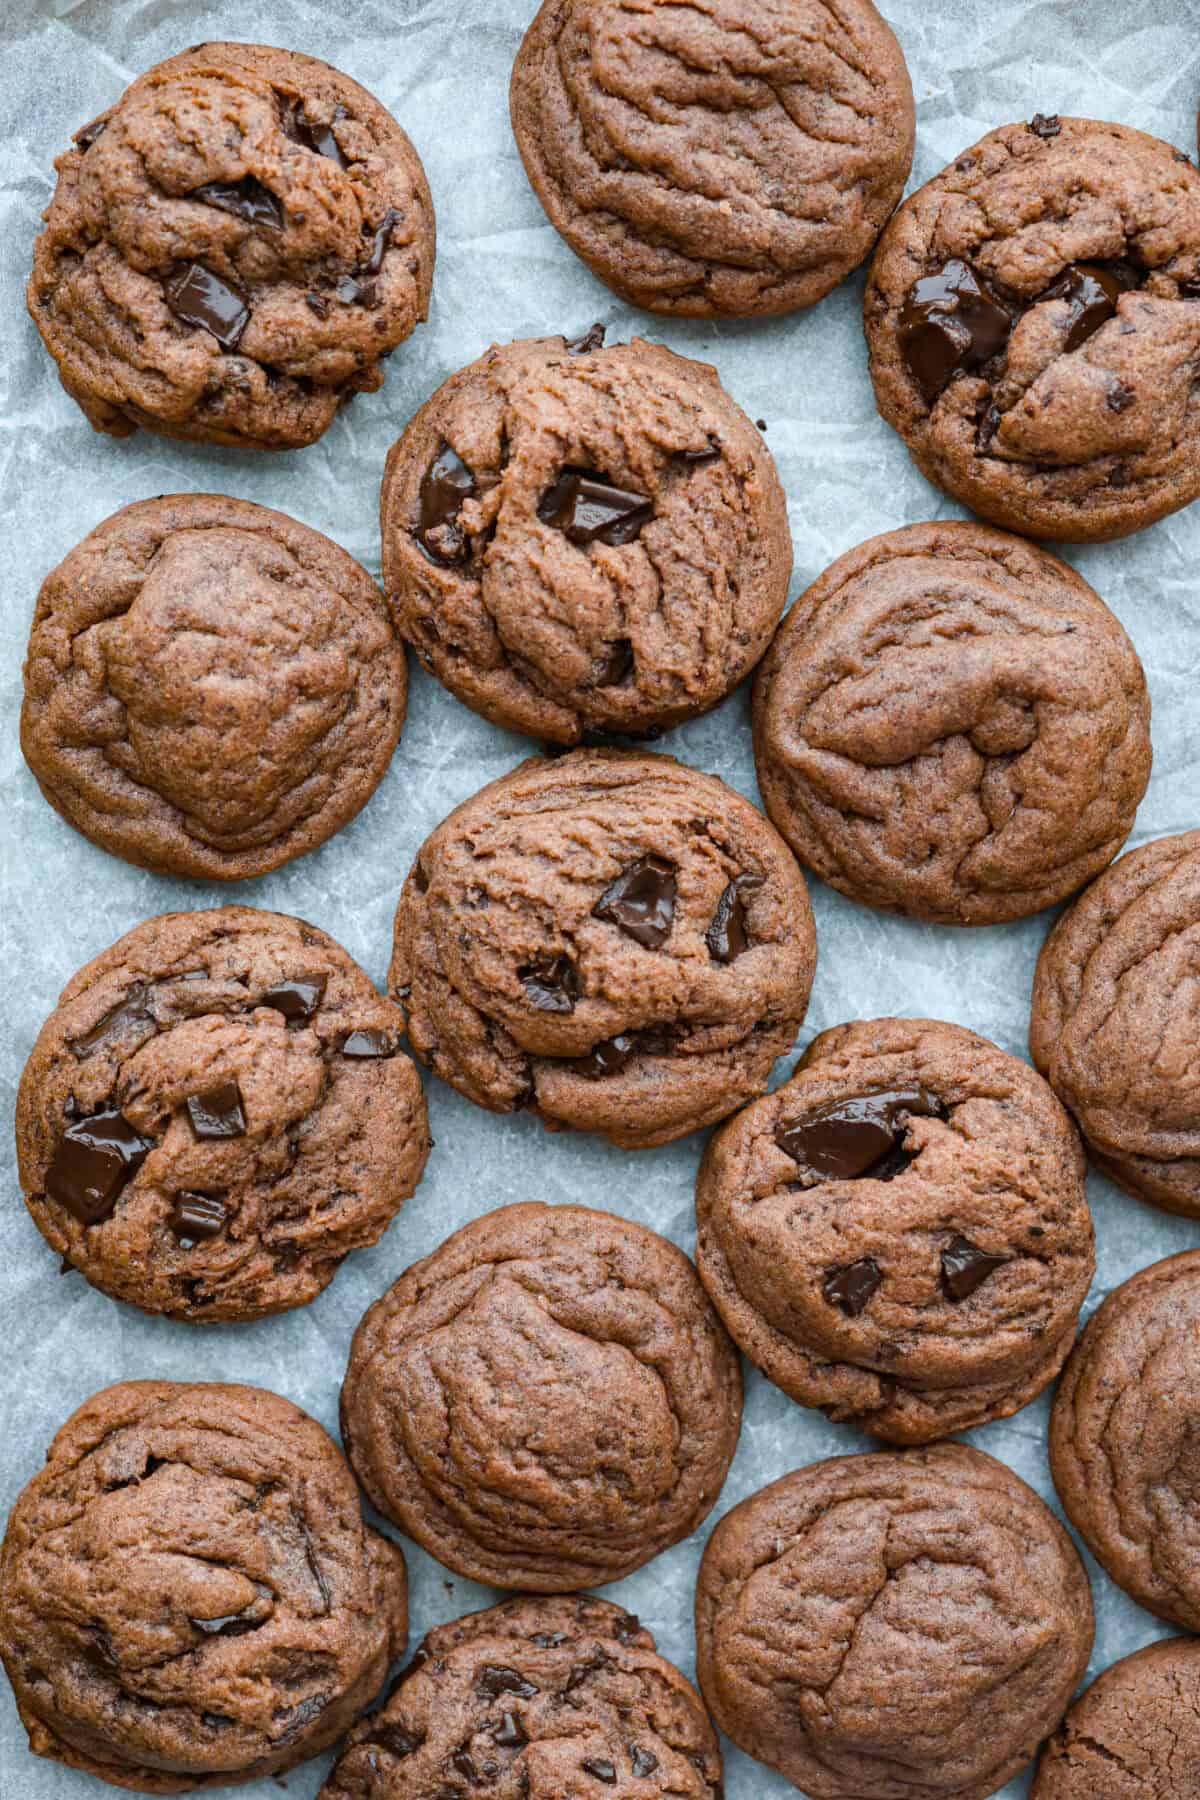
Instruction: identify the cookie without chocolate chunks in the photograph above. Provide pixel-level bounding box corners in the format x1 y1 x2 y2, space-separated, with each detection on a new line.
16 907 429 1321
340 1202 742 1590
21 495 407 880
320 1595 722 1799
1050 1252 1200 1630
0 1381 407 1794
28 42 434 449
380 333 791 743
389 748 817 1148
696 1018 1091 1443
866 118 1200 541
1030 829 1200 1213
510 0 914 318
696 1444 1093 1800
1032 1638 1200 1800
753 522 1150 924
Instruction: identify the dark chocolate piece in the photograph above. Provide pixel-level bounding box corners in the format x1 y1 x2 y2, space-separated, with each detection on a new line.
1038 260 1139 352
191 1609 259 1637
190 177 283 229
572 1034 636 1078
631 1746 660 1777
492 1712 528 1748
537 469 654 548
519 956 580 1014
334 273 378 307
1107 379 1135 412
476 1666 539 1700
185 1080 247 1140
339 1028 394 1058
73 115 108 149
592 856 676 949
705 877 761 964
260 975 327 1023
594 637 633 686
566 322 606 354
362 208 400 274
289 103 350 168
306 291 330 318
45 1109 153 1225
452 1752 476 1778
169 1192 227 1247
824 1257 883 1317
417 443 477 565
676 435 722 465
899 259 1013 404
582 1760 617 1784
941 1236 1010 1301
372 1723 419 1759
776 1087 947 1180
1029 113 1062 138
164 262 250 351
68 983 152 1058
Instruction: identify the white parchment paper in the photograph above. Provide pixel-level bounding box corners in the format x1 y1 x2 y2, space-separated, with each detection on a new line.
3 0 1200 1793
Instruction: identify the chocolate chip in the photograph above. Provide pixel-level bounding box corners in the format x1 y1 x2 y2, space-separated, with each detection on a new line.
1181 276 1200 299
676 435 722 465
68 983 152 1058
776 1087 947 1180
583 1759 617 1784
190 177 283 229
594 637 633 687
492 1711 528 1748
572 1034 636 1078
73 115 108 149
260 975 327 1023
46 1109 154 1225
202 1713 234 1731
372 1723 419 1759
1038 261 1139 352
452 1751 476 1778
362 208 399 273
417 443 477 565
824 1257 883 1317
520 955 580 1013
532 1632 568 1648
477 1665 539 1699
564 1650 610 1691
1107 379 1136 412
755 417 767 430
287 103 350 167
164 262 250 351
630 1746 659 1776
900 259 1013 404
170 1192 226 1247
941 1236 1010 1301
339 1028 394 1058
334 273 378 307
567 322 606 354
612 1611 640 1642
592 856 676 949
538 469 654 548
705 877 761 964
306 292 330 318
185 1080 246 1140
1029 113 1062 138
191 1609 258 1637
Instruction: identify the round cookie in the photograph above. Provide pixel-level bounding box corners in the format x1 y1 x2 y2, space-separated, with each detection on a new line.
866 117 1200 541
753 521 1151 924
340 1202 742 1591
16 907 430 1322
380 330 791 744
696 1017 1092 1444
320 1594 723 1799
1032 1638 1200 1800
696 1443 1094 1800
1049 1252 1200 1630
1031 829 1200 1214
0 1380 408 1794
510 0 914 318
21 495 407 881
389 748 817 1148
29 41 434 449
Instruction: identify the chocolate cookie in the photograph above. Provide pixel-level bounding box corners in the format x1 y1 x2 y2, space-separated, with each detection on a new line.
380 331 790 743
1031 829 1200 1214
0 1380 407 1793
21 495 407 881
1050 1251 1200 1630
1032 1638 1200 1800
866 117 1200 541
389 748 817 1147
29 42 434 449
16 907 429 1322
340 1202 742 1590
696 1017 1092 1443
510 0 914 317
696 1443 1093 1800
321 1595 722 1799
753 521 1151 924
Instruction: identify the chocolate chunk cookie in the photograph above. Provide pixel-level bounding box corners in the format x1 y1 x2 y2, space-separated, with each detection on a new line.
1032 1638 1200 1800
340 1202 742 1590
753 521 1151 924
321 1594 722 1799
696 1443 1093 1800
16 907 430 1322
510 0 914 317
389 748 817 1147
1050 1252 1200 1630
0 1380 407 1793
866 118 1200 541
380 332 791 743
1031 829 1200 1214
696 1017 1092 1443
29 42 434 449
21 495 407 881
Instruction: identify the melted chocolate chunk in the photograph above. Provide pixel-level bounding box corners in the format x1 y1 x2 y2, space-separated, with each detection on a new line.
190 177 283 229
1181 276 1200 299
582 1759 617 1784
417 443 477 565
941 1236 1010 1301
170 1192 227 1248
68 983 152 1058
260 975 327 1023
185 1080 246 1140
287 103 350 168
191 1609 259 1637
451 1751 476 1778
362 207 399 274
334 273 378 307
306 291 330 318
537 469 654 548
566 322 606 354
1107 379 1136 412
592 856 676 949
339 1028 394 1058
73 115 108 149
573 1034 636 1079
46 1109 153 1225
706 876 761 964
372 1723 419 1759
594 637 633 687
630 1746 660 1776
1039 260 1139 351
164 263 250 351
477 1666 539 1700
612 1611 640 1642
676 435 722 465
824 1257 883 1317
492 1711 528 1748
899 259 1013 404
1029 113 1062 138
520 955 580 1014
776 1087 947 1180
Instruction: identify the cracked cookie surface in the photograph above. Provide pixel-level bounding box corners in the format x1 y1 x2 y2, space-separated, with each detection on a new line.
16 907 430 1322
753 521 1150 924
510 0 914 317
0 1380 407 1794
380 332 790 744
1030 829 1200 1214
29 41 434 449
1032 1637 1200 1800
388 748 817 1148
696 1017 1092 1443
320 1594 722 1799
696 1442 1093 1800
1050 1252 1200 1630
866 117 1200 541
340 1202 742 1590
21 495 407 880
